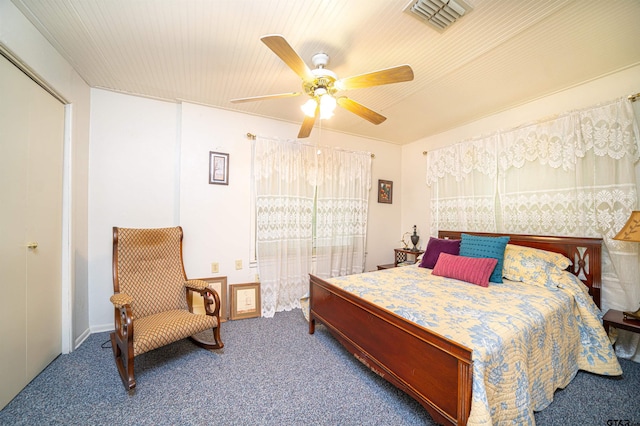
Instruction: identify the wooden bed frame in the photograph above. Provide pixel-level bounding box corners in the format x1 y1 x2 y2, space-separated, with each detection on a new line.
308 231 602 426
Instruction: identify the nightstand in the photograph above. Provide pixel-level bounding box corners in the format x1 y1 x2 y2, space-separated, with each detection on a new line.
602 309 640 335
394 248 424 267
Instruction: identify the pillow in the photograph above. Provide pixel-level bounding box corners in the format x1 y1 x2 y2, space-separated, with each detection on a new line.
503 244 572 284
431 253 498 287
459 233 509 283
504 244 571 270
419 237 461 269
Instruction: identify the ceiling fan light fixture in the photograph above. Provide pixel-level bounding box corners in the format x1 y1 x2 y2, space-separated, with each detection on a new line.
300 95 337 120
301 99 317 117
319 94 337 119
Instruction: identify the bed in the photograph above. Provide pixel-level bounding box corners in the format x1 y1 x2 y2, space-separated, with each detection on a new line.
308 231 622 425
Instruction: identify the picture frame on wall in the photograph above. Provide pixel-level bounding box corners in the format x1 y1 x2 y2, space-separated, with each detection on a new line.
378 179 393 204
209 151 229 185
190 276 228 321
230 282 261 320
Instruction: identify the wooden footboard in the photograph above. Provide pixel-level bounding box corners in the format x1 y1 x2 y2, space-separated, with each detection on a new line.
309 274 473 426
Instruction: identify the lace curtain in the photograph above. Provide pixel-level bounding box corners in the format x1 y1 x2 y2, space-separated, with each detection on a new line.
498 101 640 310
427 134 499 232
315 148 371 279
427 97 640 360
254 137 371 317
254 137 316 317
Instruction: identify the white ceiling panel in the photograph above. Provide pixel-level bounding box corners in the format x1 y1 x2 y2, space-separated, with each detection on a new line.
10 0 640 144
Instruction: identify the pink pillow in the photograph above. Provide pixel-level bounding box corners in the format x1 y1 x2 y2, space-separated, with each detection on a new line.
431 253 498 287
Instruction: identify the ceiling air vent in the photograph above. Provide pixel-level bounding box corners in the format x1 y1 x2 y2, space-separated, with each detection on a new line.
404 0 472 32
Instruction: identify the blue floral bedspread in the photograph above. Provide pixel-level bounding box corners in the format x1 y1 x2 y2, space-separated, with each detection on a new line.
325 265 621 425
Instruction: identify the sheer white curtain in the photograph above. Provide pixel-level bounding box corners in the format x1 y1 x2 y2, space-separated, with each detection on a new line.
428 97 640 360
254 136 317 317
498 99 640 311
253 137 372 316
427 135 499 233
315 148 371 279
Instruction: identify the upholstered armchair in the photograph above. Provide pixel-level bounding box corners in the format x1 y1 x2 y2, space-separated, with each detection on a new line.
109 226 223 390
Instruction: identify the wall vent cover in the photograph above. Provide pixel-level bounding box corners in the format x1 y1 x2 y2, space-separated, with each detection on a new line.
404 0 473 32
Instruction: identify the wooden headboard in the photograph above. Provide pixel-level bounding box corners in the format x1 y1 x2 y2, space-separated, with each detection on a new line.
438 231 603 308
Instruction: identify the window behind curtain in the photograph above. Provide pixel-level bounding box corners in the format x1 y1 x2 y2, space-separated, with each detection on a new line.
252 136 371 317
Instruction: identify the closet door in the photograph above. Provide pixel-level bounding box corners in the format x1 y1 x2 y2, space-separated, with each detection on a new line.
0 54 64 410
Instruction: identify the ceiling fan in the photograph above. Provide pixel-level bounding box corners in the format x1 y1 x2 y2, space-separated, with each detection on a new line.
230 35 414 138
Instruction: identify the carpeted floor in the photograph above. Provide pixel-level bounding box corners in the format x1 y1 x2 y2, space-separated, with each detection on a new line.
0 309 638 425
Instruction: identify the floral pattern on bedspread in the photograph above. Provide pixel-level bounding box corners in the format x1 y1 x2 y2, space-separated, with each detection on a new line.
326 265 621 426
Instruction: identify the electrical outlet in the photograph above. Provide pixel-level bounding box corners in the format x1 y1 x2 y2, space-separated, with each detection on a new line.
254 274 260 282
235 259 243 270
210 262 219 273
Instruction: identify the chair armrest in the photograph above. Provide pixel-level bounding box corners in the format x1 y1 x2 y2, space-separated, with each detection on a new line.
111 294 133 353
185 280 222 317
185 279 208 291
110 292 133 308
203 288 222 317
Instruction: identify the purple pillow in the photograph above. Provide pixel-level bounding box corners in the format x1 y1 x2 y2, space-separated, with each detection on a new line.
419 237 461 269
431 253 498 287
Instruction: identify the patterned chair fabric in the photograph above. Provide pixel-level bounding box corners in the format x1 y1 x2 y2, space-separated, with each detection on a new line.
109 226 223 390
116 227 188 319
132 309 218 355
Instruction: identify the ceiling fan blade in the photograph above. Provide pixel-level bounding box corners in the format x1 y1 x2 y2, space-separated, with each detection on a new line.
336 65 414 90
261 34 314 81
230 92 301 103
337 97 387 125
298 107 318 138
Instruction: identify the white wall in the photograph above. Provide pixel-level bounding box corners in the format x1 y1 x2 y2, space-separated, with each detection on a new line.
88 89 180 329
0 0 91 351
89 94 403 330
400 64 640 242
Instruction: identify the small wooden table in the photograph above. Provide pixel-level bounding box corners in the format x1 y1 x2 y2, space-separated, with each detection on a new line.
393 248 424 267
602 309 640 335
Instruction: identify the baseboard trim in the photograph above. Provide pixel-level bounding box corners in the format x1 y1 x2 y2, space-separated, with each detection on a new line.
90 323 115 334
74 328 91 350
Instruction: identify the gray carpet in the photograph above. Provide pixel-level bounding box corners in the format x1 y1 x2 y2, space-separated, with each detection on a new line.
1 309 638 425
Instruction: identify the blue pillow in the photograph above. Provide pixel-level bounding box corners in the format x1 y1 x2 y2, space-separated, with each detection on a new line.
459 233 510 283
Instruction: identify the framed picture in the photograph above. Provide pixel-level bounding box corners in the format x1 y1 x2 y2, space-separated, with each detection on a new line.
209 151 229 185
378 179 393 204
190 276 228 321
230 282 261 320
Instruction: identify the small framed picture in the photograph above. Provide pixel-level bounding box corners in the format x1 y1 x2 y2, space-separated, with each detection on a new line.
230 282 261 320
378 179 393 204
209 151 229 185
190 276 228 321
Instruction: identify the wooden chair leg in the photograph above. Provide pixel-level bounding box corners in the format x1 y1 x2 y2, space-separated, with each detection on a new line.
191 290 224 349
211 325 224 349
111 331 136 390
190 325 224 350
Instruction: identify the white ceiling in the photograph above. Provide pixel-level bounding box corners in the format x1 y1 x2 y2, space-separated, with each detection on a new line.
11 0 640 144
